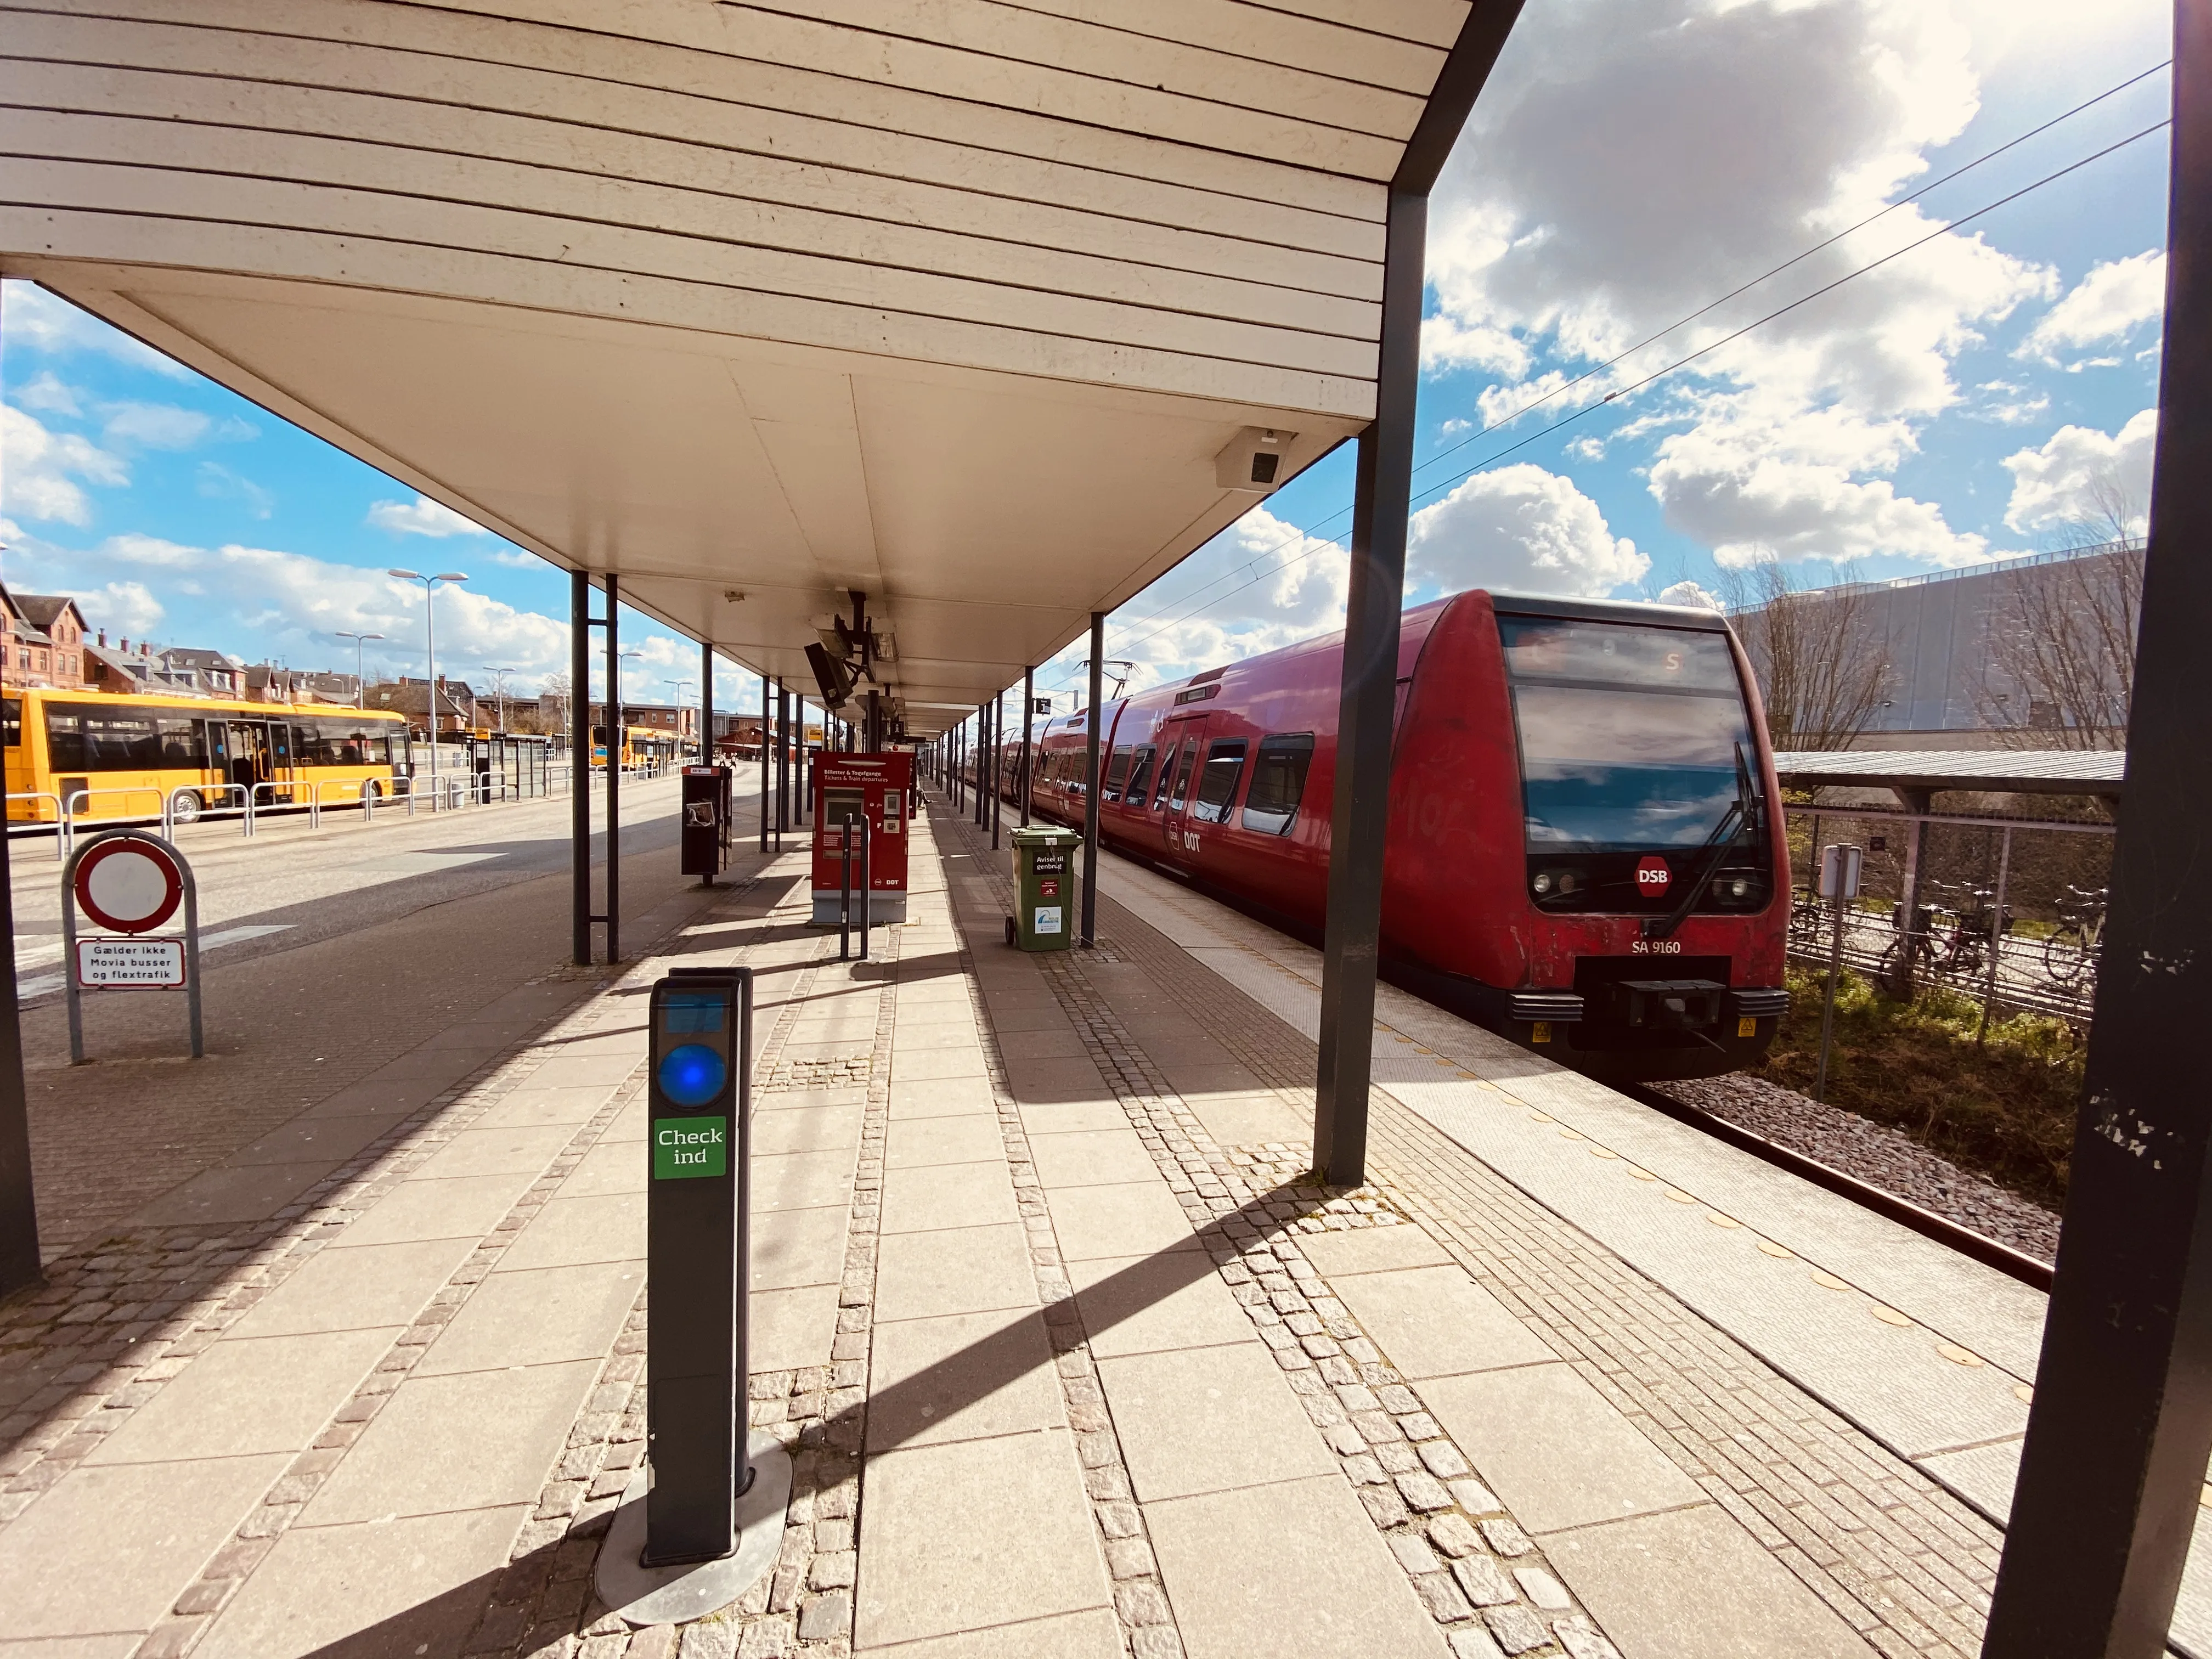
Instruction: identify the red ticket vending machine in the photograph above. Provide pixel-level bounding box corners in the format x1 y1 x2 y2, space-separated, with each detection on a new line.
812 752 912 926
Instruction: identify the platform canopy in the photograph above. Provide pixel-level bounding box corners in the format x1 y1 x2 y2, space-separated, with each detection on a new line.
0 0 1486 735
1771 747 2127 804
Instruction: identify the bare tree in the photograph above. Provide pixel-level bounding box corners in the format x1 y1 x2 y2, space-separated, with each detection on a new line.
1980 478 2144 751
1722 553 1895 752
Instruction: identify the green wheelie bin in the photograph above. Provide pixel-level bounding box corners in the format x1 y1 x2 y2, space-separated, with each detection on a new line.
1006 825 1080 951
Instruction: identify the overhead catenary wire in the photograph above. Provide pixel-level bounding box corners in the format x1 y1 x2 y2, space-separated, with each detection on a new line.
1101 59 2174 656
1101 114 2172 664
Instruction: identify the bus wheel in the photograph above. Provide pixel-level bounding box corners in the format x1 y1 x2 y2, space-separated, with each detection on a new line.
361 779 382 804
171 793 203 825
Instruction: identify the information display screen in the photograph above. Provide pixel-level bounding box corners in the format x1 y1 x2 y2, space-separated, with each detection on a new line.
664 990 726 1034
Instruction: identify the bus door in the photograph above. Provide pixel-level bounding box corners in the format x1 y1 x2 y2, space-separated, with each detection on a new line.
224 721 273 798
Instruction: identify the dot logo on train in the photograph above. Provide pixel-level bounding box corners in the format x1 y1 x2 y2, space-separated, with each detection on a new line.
990 591 1791 1085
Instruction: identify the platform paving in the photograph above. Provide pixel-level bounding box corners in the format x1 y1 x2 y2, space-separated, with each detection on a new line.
0 783 2131 1657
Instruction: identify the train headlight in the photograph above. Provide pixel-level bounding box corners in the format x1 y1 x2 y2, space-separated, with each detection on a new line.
1718 877 1751 900
1558 872 1578 894
1532 872 1554 896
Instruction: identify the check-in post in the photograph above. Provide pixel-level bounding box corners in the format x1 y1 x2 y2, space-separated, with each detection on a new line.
644 966 752 1566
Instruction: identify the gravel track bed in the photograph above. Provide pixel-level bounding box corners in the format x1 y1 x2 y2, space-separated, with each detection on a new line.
1650 1072 2062 1265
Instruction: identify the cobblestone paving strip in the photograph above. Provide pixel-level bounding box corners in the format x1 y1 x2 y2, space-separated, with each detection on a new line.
0 965 622 1517
938 812 1615 1659
435 856 891 1658
1082 878 2001 1658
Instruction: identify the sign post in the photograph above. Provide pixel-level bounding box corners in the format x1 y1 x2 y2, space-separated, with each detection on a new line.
61 830 202 1063
1814 843 1864 1102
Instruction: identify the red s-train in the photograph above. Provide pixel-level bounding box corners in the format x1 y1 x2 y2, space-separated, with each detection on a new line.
1000 591 1790 1084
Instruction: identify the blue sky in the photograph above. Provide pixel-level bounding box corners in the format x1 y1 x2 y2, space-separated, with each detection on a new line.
0 0 2175 725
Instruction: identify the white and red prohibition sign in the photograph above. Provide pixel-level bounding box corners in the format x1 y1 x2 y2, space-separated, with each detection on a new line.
72 834 185 935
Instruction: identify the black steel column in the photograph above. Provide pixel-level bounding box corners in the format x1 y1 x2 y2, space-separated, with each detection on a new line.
571 568 591 966
989 695 1002 849
1984 12 2212 1654
1020 668 1035 827
700 637 713 765
1080 613 1103 948
606 574 622 962
1310 0 1526 1188
0 689 38 1299
758 673 769 853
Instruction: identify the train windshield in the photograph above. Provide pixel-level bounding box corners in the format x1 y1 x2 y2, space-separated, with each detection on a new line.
1499 617 1757 851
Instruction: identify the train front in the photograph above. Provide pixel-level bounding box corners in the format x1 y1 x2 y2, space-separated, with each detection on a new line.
1389 592 1790 1084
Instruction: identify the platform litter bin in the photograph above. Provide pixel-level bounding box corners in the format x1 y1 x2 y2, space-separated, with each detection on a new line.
1007 826 1080 951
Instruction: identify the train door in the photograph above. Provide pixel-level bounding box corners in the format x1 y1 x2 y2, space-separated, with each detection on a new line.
1158 717 1207 862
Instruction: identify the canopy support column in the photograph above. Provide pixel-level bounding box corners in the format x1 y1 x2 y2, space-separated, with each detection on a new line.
1984 7 2212 1652
1081 613 1104 949
1312 0 1527 1187
604 573 622 962
0 266 40 1296
571 568 592 966
1020 667 1035 828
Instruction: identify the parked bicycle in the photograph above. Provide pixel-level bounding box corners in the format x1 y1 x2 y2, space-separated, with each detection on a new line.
2041 884 2108 990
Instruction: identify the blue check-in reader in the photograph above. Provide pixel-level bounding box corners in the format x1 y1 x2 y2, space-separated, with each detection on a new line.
644 966 753 1567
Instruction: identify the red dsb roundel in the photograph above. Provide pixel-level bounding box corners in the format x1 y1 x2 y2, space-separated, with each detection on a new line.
1635 856 1672 895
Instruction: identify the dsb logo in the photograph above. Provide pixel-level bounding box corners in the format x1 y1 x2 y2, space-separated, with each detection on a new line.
1635 857 1672 894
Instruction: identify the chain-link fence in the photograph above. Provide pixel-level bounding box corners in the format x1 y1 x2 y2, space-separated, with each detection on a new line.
1784 804 2114 1024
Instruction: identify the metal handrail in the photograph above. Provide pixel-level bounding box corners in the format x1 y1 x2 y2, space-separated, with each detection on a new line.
250 779 319 831
62 786 168 856
164 782 253 840
7 792 64 855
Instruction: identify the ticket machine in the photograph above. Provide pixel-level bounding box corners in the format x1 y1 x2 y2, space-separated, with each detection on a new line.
812 752 911 925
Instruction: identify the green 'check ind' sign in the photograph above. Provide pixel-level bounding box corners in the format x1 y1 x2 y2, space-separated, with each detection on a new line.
653 1116 729 1180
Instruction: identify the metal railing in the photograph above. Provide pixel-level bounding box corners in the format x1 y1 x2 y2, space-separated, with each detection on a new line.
7 792 63 855
163 783 252 841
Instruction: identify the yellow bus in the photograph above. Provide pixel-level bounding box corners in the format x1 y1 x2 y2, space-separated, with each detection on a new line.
591 724 682 770
3 687 411 824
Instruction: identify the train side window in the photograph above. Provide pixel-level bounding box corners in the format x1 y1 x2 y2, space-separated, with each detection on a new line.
1152 742 1179 809
1103 745 1133 802
1190 740 1247 822
1124 745 1156 805
1166 742 1198 810
1240 735 1314 834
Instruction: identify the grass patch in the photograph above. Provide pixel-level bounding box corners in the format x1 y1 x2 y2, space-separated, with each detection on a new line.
1748 964 2083 1210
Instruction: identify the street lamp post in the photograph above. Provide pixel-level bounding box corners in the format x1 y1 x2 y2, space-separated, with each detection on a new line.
335 630 385 708
485 666 518 734
388 569 469 802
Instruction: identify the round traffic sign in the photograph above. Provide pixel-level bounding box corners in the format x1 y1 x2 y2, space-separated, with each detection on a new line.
1634 855 1673 896
74 836 184 935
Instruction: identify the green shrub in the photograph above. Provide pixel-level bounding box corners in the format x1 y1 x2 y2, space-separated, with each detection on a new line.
1751 964 2082 1210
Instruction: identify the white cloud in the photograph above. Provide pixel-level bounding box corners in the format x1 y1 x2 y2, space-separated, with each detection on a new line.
15 372 81 416
2017 250 2165 366
1655 579 1723 610
2001 408 2155 535
0 403 128 524
66 580 165 636
488 548 539 567
1 281 190 376
1409 464 1646 596
99 401 246 450
1423 0 2058 568
366 494 492 538
196 461 274 518
0 522 575 686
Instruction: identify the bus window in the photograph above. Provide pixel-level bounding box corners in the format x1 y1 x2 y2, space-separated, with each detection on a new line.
47 704 163 771
156 718 201 768
2 698 18 748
